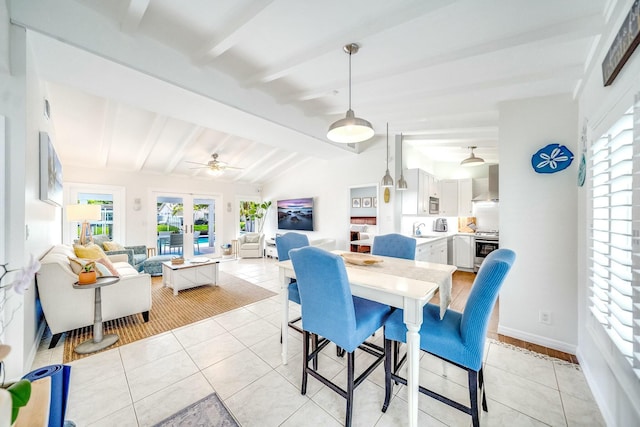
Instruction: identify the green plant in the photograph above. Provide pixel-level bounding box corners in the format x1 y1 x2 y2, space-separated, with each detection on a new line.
82 262 96 273
247 201 272 234
7 379 31 423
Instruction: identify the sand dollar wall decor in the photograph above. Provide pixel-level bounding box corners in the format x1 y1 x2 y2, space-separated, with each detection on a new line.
531 143 574 174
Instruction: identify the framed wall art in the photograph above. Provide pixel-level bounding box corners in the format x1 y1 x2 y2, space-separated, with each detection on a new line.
39 131 63 207
351 197 361 208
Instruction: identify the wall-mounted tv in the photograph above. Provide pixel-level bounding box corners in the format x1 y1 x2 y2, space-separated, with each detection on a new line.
277 197 314 231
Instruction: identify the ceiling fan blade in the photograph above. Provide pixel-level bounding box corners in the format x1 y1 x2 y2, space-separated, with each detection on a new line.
224 166 243 170
188 166 209 169
185 161 209 166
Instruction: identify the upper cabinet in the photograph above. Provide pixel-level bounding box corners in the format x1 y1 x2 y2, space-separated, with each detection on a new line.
401 169 440 215
458 178 473 216
439 179 458 216
403 172 474 217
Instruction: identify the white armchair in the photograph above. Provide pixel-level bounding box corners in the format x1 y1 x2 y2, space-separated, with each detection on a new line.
237 233 265 258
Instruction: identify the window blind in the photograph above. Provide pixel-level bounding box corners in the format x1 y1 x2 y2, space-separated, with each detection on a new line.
588 96 639 378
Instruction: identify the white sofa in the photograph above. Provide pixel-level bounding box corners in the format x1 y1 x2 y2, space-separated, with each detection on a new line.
37 244 152 348
237 233 265 258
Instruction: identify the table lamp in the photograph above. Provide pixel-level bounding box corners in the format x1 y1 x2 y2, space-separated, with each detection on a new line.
66 204 101 245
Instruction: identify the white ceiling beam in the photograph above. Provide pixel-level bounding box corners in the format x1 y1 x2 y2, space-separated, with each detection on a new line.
245 0 458 85
233 147 279 181
193 0 276 63
249 152 299 184
294 13 603 103
121 0 150 34
402 126 499 137
134 115 167 171
98 100 117 167
164 125 204 174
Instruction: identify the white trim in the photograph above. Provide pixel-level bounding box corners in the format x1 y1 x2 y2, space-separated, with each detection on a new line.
497 325 577 354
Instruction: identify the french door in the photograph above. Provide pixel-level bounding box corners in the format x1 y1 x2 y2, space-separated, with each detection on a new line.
154 192 218 259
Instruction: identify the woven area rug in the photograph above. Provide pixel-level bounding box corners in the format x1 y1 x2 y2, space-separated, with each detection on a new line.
63 271 276 362
152 393 238 427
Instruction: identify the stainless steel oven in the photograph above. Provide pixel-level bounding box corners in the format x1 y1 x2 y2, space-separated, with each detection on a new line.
474 231 499 272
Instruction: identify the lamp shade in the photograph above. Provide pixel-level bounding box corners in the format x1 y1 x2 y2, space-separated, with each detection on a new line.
66 204 101 222
460 146 484 167
327 109 375 143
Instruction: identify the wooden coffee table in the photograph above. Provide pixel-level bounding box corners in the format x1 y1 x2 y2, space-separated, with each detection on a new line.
162 258 219 295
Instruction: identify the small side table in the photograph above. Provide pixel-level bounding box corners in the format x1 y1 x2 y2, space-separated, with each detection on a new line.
72 276 120 354
147 247 157 258
231 239 238 259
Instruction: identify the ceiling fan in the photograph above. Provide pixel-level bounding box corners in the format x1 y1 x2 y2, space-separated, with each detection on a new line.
186 153 243 175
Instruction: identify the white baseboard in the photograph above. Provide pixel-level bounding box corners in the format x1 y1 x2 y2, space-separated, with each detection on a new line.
497 325 577 354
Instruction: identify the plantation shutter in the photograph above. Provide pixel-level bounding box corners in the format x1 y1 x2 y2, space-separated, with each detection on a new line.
588 94 639 377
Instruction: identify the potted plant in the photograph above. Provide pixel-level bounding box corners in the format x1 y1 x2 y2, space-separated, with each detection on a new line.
78 262 97 284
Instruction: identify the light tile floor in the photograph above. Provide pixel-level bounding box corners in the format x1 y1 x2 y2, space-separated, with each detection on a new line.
32 258 605 426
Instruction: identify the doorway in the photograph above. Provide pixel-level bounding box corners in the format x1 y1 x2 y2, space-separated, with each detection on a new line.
154 192 219 258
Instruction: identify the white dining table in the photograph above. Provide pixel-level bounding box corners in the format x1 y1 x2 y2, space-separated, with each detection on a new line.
278 250 456 427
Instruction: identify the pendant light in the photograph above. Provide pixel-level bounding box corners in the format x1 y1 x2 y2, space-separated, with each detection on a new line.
327 43 375 143
461 146 484 167
396 133 408 190
381 123 394 187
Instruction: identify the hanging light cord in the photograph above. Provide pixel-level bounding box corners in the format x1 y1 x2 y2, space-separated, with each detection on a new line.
386 123 389 167
348 48 352 111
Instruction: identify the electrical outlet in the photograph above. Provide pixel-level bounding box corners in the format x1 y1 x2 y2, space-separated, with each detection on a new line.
539 310 552 325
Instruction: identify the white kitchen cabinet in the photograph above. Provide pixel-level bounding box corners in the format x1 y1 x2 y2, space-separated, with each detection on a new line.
439 179 458 216
402 168 441 215
453 235 474 269
458 178 473 217
415 238 448 264
402 169 429 215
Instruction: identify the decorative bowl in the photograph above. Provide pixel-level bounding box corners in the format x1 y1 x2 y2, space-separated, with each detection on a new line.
340 253 383 266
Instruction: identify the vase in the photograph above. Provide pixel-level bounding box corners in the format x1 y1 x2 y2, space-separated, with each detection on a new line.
78 271 97 285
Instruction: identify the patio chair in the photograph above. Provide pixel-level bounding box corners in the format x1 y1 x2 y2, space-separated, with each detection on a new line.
381 248 516 427
193 230 201 253
158 231 171 254
168 233 183 254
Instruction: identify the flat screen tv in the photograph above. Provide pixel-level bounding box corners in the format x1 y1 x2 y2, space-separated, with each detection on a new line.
277 197 314 231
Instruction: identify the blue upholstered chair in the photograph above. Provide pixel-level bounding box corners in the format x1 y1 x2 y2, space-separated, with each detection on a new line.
382 248 515 427
289 246 392 427
371 233 416 260
275 232 309 335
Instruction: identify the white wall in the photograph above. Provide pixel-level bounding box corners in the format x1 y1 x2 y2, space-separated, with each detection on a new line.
263 140 393 248
498 94 578 352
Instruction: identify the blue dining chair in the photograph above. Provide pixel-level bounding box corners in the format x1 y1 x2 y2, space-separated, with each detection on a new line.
276 232 309 333
381 248 516 427
371 233 416 260
289 246 392 427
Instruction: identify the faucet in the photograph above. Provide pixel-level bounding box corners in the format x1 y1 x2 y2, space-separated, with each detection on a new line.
414 223 425 236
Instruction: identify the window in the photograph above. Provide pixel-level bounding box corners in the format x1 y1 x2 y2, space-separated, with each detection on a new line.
588 95 640 378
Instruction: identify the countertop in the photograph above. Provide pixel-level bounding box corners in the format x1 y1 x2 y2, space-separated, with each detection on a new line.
352 232 477 246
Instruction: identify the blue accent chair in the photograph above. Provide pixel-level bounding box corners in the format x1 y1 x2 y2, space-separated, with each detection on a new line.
382 248 516 427
275 232 309 335
289 247 392 427
371 233 416 260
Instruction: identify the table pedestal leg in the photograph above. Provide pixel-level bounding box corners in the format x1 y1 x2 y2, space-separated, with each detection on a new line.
280 269 290 365
406 324 420 427
75 287 119 354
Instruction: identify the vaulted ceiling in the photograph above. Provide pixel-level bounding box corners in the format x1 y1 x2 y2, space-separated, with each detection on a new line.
12 0 608 183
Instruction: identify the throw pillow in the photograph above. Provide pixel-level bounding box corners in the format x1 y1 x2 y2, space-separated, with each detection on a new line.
103 241 125 251
73 243 107 260
245 234 260 243
96 257 120 277
68 257 111 277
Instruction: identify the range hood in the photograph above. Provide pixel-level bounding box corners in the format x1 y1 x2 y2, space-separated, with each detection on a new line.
473 164 499 201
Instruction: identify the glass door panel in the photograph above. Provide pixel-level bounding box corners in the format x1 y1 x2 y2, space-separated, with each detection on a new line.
193 197 216 255
155 192 219 259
